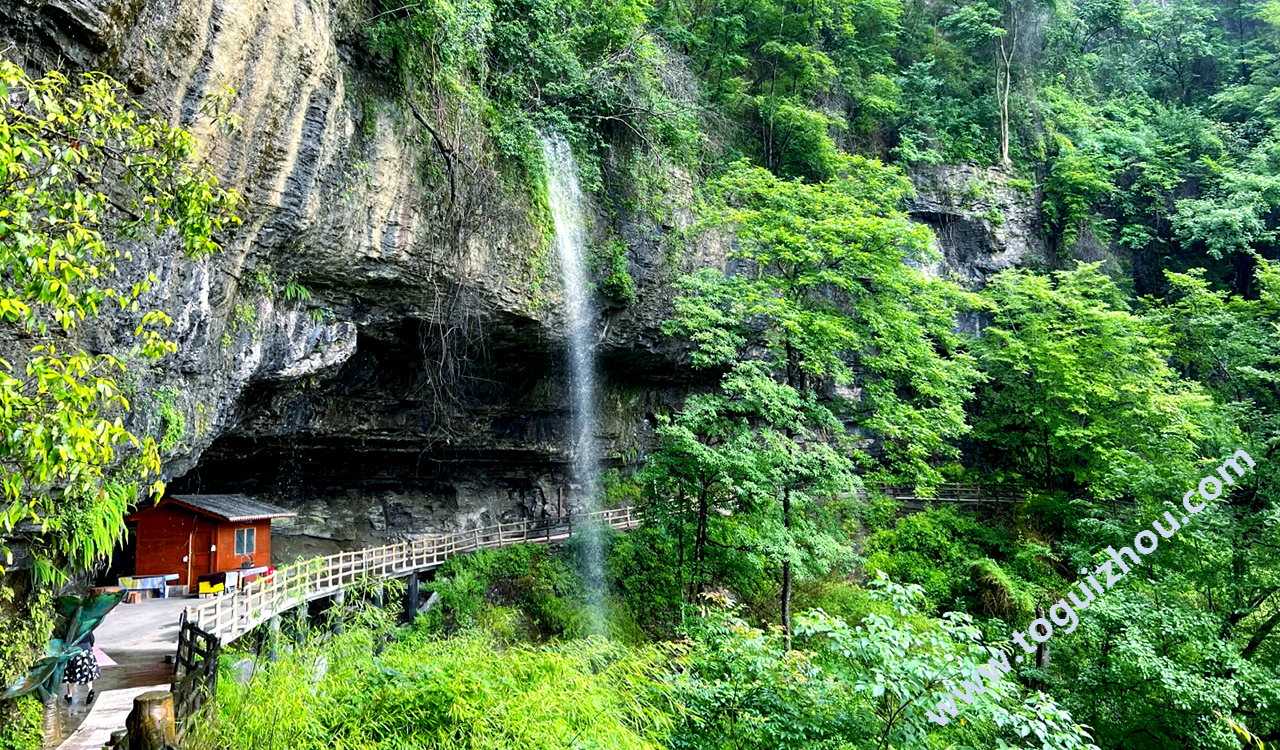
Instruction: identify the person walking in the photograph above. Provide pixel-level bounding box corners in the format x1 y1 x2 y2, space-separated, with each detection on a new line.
62 631 100 704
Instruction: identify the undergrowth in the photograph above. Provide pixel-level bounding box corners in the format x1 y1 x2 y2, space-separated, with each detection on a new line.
186 609 674 750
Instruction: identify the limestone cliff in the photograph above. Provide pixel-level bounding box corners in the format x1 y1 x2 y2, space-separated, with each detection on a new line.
0 0 712 559
907 164 1048 287
0 0 1044 562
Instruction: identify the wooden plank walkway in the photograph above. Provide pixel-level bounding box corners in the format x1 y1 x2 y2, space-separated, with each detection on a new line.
185 505 639 645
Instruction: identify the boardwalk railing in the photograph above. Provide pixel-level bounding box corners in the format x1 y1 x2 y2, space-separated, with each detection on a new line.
172 616 220 721
183 486 1019 645
846 483 1026 504
184 506 638 644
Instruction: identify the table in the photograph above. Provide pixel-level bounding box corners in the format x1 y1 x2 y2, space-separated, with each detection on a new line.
118 574 179 598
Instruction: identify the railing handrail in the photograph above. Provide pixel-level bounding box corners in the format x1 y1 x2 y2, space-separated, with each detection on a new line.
841 482 1027 502
184 506 638 644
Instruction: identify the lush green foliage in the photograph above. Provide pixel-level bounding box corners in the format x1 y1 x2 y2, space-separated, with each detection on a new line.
423 541 647 641
366 0 700 177
643 155 979 633
0 584 47 750
367 0 1280 296
675 157 979 483
0 694 40 750
969 263 1213 501
671 575 1099 750
189 609 675 750
195 554 1100 750
0 63 238 584
862 504 1041 615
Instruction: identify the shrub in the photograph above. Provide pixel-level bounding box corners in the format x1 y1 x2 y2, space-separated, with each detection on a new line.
0 695 41 750
189 623 674 750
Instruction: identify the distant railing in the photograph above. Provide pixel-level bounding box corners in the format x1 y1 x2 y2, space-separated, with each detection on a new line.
184 506 638 644
845 483 1026 504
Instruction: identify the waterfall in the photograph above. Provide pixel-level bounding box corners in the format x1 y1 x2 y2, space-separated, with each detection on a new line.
541 130 606 634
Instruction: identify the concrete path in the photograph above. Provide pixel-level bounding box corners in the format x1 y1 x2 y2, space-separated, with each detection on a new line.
94 597 187 692
45 597 187 749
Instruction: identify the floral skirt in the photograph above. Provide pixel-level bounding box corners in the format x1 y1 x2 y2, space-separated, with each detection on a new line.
64 648 100 685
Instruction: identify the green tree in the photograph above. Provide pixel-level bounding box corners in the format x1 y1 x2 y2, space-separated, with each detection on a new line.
975 264 1280 746
656 156 979 633
1144 266 1280 665
671 575 1101 750
969 263 1211 502
0 62 239 583
638 390 777 604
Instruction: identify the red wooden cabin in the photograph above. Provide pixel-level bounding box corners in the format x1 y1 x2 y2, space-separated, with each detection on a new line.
126 494 296 587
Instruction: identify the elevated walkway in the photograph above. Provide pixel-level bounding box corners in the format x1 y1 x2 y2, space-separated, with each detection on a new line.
847 482 1025 506
184 505 638 644
65 489 1021 746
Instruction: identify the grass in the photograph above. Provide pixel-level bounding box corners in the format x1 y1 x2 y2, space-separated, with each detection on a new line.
185 618 676 750
184 552 672 750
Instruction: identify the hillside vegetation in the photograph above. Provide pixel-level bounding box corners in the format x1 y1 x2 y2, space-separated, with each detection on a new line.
194 1 1280 746
3 0 1280 747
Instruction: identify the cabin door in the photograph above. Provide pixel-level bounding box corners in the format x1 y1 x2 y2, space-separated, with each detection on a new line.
189 531 213 584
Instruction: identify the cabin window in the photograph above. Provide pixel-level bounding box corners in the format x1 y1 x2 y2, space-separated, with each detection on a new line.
235 527 256 556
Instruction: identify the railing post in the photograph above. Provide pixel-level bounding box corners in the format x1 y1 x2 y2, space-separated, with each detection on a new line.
125 691 177 750
267 615 280 663
293 605 307 645
404 571 419 623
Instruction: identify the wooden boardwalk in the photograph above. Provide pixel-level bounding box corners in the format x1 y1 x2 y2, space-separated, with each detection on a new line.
184 488 1019 644
184 505 639 644
847 483 1025 505
54 685 169 750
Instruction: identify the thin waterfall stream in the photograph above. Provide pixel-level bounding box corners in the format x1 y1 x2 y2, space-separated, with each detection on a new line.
541 131 606 634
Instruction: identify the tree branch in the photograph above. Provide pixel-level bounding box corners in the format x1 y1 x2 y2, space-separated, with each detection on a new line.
408 103 456 208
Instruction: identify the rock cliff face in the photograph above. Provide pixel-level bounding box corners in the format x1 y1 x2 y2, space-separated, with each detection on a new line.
1 0 716 560
907 164 1047 286
0 0 1046 562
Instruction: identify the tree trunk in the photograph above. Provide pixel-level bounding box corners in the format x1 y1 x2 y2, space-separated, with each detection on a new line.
676 508 686 603
404 571 419 623
780 341 802 647
267 615 280 663
1242 606 1280 660
125 691 177 750
691 487 709 600
1035 606 1050 669
781 486 793 647
996 23 1015 168
1000 53 1011 167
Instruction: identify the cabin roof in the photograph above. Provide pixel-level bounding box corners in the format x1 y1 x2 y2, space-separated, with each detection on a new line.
158 494 296 523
